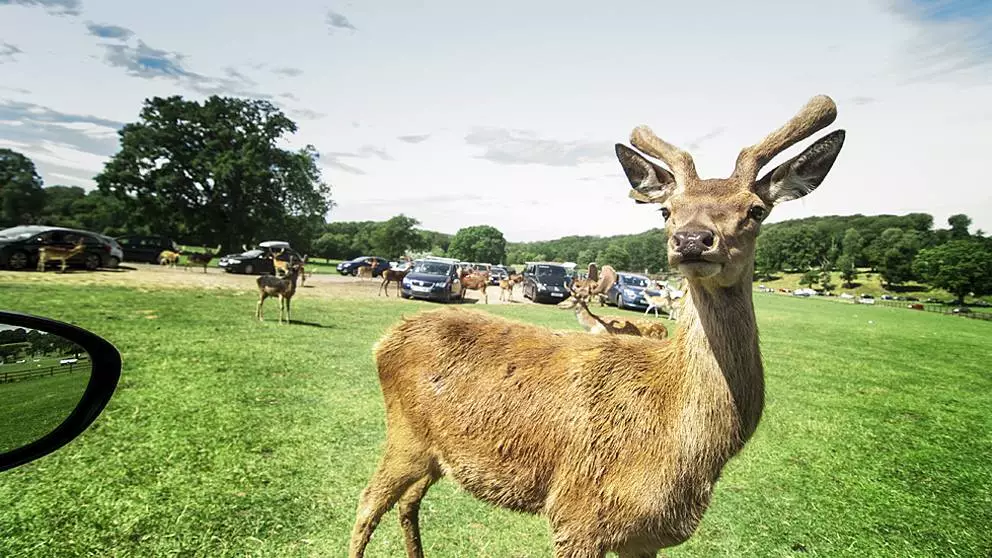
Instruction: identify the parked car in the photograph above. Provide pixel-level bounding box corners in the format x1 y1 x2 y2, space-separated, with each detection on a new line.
0 225 113 271
489 266 508 286
604 272 654 310
218 241 303 275
952 306 972 314
401 258 463 302
336 255 391 277
521 262 571 304
116 234 179 264
793 288 817 297
96 235 124 268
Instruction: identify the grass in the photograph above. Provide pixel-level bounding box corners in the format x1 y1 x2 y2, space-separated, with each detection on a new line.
0 368 91 452
0 279 989 557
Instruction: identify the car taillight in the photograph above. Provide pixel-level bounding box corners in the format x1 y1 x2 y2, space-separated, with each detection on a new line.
103 245 111 253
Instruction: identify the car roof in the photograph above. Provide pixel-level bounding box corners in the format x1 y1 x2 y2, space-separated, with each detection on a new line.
259 240 291 248
525 261 567 267
419 257 459 264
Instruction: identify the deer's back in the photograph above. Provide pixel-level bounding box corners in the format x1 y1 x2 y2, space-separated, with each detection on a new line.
373 308 688 515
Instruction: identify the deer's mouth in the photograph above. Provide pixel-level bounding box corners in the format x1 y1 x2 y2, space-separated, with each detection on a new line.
676 258 722 279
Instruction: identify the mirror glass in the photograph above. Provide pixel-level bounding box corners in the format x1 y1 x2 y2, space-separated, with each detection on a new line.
0 325 91 454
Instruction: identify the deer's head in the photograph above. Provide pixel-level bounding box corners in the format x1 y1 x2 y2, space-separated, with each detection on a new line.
616 95 845 288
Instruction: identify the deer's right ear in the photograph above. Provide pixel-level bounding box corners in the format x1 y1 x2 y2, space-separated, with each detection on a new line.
615 144 677 204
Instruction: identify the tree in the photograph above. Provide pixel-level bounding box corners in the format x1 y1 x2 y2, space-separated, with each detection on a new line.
819 270 835 293
841 228 864 263
798 268 819 288
370 214 425 259
600 243 631 270
95 95 332 252
448 225 507 264
0 148 46 227
913 239 992 304
836 253 858 287
947 214 971 240
877 228 922 287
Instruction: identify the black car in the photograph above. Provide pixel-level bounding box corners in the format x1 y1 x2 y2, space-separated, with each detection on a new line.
489 266 508 286
0 226 113 271
521 262 571 304
218 242 303 275
400 258 463 302
336 256 391 277
116 234 179 264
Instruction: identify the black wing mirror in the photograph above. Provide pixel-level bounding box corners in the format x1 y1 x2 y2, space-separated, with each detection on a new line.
0 310 121 472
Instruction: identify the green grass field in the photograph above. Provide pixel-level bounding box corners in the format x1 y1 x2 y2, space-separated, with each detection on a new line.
0 368 91 452
0 280 989 557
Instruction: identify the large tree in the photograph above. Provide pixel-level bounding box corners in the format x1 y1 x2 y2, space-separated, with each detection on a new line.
370 214 426 259
913 239 992 303
947 214 971 240
0 148 46 227
95 95 332 251
448 225 507 264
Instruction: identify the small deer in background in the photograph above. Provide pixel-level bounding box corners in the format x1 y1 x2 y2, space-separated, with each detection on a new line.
299 255 311 286
183 244 221 273
159 250 180 268
37 238 87 273
498 273 524 302
379 259 414 297
559 285 668 339
357 258 378 280
256 259 303 324
458 269 490 304
270 248 290 276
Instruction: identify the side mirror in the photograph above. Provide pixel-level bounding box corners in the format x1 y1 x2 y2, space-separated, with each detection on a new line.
0 310 121 473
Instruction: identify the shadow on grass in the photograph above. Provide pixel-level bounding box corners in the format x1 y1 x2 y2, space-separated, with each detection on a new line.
288 319 333 328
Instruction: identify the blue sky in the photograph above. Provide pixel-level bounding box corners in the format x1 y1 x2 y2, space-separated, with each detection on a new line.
1 0 990 241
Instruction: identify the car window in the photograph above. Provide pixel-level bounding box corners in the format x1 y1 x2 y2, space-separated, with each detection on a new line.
117 237 132 246
536 265 565 278
414 262 451 275
622 276 648 288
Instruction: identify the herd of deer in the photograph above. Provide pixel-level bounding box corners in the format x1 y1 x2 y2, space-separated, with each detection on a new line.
157 245 224 273
349 95 847 558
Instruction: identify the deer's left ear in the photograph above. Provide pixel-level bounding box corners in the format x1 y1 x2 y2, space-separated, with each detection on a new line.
754 130 845 205
615 144 677 204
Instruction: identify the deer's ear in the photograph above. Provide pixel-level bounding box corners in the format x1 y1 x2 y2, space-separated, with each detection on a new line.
754 130 845 205
615 144 677 204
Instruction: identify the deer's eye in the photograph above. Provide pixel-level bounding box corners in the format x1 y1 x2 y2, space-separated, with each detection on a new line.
660 207 671 220
748 205 767 221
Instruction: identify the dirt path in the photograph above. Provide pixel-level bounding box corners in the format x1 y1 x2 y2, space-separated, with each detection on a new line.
0 264 527 305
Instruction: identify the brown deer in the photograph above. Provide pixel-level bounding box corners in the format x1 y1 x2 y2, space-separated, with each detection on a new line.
349 95 845 558
357 258 378 280
183 244 221 273
379 259 414 297
558 285 668 339
255 259 303 324
457 268 490 304
37 238 87 273
498 273 524 302
158 250 180 268
299 255 310 286
270 248 290 276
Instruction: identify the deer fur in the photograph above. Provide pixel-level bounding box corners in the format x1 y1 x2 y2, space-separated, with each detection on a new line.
37 239 86 273
379 260 414 297
159 250 180 268
184 244 221 273
559 286 668 339
349 95 846 557
458 269 490 304
255 260 302 324
357 258 378 280
299 255 310 287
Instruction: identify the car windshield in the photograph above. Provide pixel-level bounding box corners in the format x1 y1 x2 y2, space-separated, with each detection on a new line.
622 276 649 288
0 226 44 240
536 265 566 278
241 249 264 257
414 261 451 275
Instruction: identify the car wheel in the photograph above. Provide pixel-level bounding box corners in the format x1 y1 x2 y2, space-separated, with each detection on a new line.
109 256 120 268
8 251 29 270
617 296 625 310
84 253 101 271
244 264 254 274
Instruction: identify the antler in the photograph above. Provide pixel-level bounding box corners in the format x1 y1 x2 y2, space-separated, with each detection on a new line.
630 126 699 185
732 95 838 183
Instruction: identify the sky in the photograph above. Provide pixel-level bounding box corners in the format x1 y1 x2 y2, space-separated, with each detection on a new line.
1 0 990 242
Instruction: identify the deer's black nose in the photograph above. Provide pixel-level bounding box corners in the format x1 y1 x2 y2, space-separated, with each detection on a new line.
672 230 715 259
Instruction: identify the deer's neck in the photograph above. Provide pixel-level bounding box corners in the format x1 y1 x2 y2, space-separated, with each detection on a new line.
574 302 604 332
674 276 764 451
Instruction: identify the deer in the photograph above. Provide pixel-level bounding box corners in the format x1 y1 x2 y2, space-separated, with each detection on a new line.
379 259 414 297
270 248 290 277
558 285 668 339
498 273 524 302
299 255 310 286
37 238 87 273
644 286 679 320
255 259 303 324
348 95 846 558
457 268 490 304
158 250 180 268
183 244 221 273
357 258 378 280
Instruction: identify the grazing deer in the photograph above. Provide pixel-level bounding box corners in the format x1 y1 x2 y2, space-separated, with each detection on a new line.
255 260 303 324
159 250 180 268
379 260 414 297
458 269 490 304
498 273 524 302
183 244 221 273
348 95 845 558
559 286 668 339
37 238 87 273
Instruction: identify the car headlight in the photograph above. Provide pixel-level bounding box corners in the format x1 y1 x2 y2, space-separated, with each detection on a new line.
402 279 412 287
537 284 548 291
228 259 241 264
434 281 448 288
